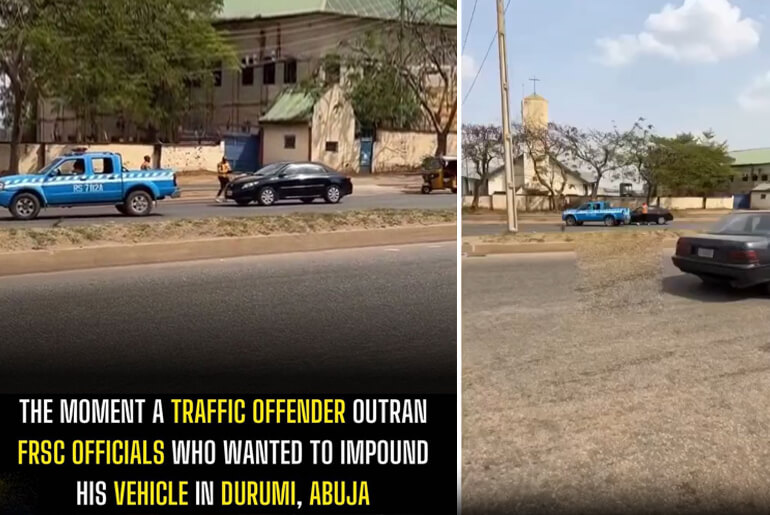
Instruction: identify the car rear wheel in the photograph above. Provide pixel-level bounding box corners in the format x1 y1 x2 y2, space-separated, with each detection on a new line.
657 216 666 225
10 192 41 220
603 215 616 227
301 197 315 204
258 186 277 206
125 190 153 216
324 185 342 204
565 215 577 226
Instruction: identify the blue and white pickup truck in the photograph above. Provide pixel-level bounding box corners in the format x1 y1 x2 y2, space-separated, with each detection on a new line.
0 151 179 220
562 201 631 227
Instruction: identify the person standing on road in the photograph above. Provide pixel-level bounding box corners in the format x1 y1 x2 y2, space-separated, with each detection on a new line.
216 156 231 203
140 155 152 170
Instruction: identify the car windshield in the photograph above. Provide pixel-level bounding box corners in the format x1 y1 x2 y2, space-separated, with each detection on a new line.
710 213 770 235
253 163 286 176
31 159 64 175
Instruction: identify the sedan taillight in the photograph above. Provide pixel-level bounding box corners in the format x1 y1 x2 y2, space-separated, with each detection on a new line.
675 239 691 256
727 249 759 265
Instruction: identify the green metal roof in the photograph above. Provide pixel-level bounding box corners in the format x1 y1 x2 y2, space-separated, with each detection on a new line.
217 0 456 26
728 148 770 166
259 90 315 123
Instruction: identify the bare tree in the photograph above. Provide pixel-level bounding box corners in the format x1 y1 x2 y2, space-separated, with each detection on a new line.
514 121 571 210
620 118 658 203
345 1 457 155
462 124 502 210
561 125 626 199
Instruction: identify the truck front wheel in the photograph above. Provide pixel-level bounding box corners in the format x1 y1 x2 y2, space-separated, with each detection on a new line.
9 192 41 221
124 190 153 216
603 215 617 227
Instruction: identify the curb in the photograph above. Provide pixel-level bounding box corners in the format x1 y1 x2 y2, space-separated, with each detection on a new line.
463 239 679 256
0 224 456 277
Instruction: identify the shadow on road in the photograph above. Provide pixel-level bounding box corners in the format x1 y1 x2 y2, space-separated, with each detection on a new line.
662 274 766 303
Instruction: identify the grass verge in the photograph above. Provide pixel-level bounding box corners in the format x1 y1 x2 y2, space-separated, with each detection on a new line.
0 209 455 253
473 228 696 244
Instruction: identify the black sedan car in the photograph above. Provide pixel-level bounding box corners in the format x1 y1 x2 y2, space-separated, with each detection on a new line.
630 206 674 225
225 162 353 206
672 212 770 290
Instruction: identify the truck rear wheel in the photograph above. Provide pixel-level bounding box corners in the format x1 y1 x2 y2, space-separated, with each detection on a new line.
10 192 41 221
124 190 153 216
565 215 577 226
603 215 616 227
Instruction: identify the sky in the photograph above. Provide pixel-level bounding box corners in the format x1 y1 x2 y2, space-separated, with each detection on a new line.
460 0 770 150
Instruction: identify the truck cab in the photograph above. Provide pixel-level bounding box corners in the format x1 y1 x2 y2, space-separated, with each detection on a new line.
0 151 178 220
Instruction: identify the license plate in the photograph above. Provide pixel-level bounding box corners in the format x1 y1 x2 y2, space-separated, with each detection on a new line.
697 248 714 258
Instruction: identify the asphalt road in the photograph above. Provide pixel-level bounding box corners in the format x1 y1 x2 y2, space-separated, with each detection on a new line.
0 192 455 228
462 219 714 236
0 242 456 394
464 249 770 513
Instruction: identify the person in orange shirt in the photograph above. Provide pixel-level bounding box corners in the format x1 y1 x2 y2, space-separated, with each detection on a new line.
215 156 231 203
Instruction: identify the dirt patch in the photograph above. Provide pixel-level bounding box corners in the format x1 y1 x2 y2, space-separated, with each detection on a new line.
573 232 665 313
0 209 455 253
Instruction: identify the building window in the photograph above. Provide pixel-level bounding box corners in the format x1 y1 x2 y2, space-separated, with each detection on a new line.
263 61 276 85
743 175 749 182
762 194 767 200
242 58 254 86
325 141 338 152
284 59 297 84
763 175 768 182
213 60 222 87
284 135 296 149
753 174 758 181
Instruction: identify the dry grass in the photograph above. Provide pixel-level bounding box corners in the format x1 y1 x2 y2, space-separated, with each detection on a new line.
475 228 696 244
0 209 455 253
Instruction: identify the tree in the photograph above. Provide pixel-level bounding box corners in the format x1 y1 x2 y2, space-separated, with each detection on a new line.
620 118 660 203
344 42 421 130
653 132 734 207
46 0 234 143
561 125 626 199
515 121 571 210
462 124 502 210
0 0 63 173
343 1 456 155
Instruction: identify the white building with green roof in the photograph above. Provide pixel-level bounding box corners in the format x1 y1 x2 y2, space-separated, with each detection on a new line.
728 148 770 195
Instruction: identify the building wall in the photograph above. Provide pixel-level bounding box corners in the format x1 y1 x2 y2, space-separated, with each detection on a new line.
161 143 225 171
262 124 311 164
372 130 457 173
730 163 770 194
463 194 734 212
0 144 43 173
45 144 154 169
311 85 357 172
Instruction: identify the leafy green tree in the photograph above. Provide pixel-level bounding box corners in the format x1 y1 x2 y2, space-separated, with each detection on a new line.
47 0 234 142
653 132 734 207
0 0 65 173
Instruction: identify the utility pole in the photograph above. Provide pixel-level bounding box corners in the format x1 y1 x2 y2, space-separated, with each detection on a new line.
496 0 517 232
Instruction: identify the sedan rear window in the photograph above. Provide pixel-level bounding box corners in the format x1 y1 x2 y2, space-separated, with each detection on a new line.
710 213 770 235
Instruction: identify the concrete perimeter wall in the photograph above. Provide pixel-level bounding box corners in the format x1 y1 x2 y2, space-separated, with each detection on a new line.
464 194 735 212
0 142 223 173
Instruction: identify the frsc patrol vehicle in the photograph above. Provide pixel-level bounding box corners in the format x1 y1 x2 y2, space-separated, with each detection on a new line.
0 150 179 220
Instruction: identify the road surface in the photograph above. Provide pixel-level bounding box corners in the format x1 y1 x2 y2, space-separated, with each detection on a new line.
464 249 770 513
0 192 455 228
462 219 714 236
0 242 456 394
